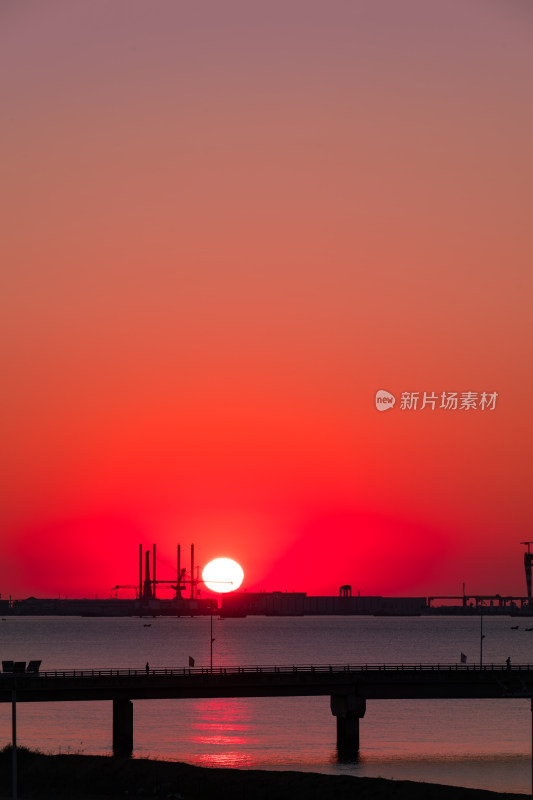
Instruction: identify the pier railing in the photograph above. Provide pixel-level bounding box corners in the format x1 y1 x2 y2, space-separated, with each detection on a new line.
2 662 532 679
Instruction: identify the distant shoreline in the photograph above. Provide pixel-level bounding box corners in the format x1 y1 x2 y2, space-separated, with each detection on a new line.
0 748 526 800
5 591 533 618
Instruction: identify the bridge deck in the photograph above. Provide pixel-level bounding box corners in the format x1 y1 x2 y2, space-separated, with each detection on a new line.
4 664 533 760
2 663 533 702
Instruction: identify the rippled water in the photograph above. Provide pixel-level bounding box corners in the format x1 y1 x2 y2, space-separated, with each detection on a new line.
0 615 531 793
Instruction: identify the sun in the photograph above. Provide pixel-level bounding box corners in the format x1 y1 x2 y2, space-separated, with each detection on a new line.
202 558 244 593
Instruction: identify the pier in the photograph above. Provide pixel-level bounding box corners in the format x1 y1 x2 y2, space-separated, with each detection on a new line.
2 662 533 756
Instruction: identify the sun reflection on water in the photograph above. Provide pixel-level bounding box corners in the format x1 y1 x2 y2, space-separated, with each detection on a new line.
186 699 254 766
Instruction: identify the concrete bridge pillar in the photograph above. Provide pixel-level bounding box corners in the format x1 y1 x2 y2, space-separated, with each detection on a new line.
330 695 366 755
112 698 133 757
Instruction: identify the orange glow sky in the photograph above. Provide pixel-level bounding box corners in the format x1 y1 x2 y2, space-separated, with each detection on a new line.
1 1 532 599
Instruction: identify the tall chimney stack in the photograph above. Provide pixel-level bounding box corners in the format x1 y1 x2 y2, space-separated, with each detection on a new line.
190 544 195 600
153 543 156 600
142 550 153 602
139 544 143 600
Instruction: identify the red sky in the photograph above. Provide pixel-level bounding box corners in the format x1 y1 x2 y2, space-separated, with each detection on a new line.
1 1 532 599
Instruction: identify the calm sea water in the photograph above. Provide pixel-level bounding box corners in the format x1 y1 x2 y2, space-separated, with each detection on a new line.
0 615 531 794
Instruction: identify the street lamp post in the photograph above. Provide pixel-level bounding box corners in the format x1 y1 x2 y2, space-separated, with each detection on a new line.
12 689 17 800
479 613 485 669
209 601 216 672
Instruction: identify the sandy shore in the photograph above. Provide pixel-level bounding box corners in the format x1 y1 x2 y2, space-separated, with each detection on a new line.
0 748 527 800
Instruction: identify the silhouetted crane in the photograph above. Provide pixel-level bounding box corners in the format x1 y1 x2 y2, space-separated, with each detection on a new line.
521 542 533 599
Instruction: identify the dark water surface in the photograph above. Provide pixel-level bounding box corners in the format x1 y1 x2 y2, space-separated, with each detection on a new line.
0 615 530 793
